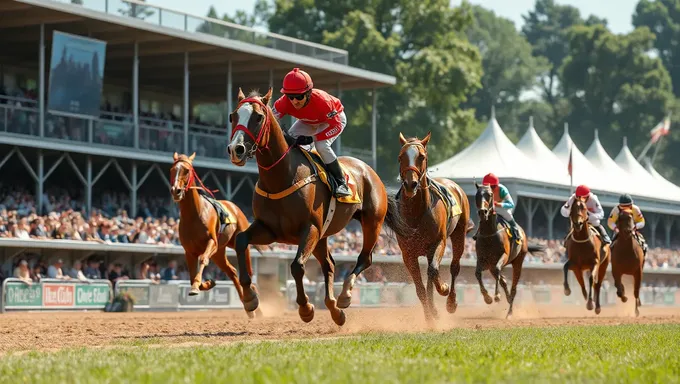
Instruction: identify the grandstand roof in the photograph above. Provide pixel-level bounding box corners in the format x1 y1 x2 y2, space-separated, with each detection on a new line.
616 142 680 199
3 0 396 99
582 130 632 195
516 117 570 184
551 125 609 191
429 110 565 186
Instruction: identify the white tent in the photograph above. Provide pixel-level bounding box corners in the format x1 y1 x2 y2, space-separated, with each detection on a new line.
516 117 571 186
614 137 680 201
582 130 632 196
552 125 609 192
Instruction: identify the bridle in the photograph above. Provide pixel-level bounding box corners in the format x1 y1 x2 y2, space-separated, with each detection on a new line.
398 141 428 185
170 158 216 201
230 96 293 171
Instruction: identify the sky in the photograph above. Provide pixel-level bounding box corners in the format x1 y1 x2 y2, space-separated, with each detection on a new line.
145 0 639 35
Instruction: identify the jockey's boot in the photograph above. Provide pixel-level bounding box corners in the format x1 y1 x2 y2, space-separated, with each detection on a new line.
610 231 618 246
508 218 522 244
596 224 612 245
327 159 352 198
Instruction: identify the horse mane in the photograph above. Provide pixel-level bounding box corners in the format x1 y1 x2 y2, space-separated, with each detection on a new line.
247 89 297 148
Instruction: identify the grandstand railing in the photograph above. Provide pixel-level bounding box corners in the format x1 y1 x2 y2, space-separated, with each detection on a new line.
114 279 243 311
49 0 349 65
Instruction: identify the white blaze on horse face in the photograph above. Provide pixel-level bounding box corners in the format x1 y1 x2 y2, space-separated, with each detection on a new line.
406 146 419 170
229 103 254 147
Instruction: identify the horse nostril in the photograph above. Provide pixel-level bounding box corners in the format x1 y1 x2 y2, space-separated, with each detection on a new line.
227 145 232 155
234 144 245 157
409 181 418 190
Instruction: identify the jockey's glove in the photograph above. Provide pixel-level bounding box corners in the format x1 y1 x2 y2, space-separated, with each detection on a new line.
295 136 314 146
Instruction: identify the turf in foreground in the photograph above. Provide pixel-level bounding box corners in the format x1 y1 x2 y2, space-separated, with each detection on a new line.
1 324 679 383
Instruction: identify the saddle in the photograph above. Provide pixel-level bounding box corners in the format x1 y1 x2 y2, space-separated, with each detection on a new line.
496 216 522 261
198 191 237 234
565 225 600 243
397 177 462 232
299 149 361 204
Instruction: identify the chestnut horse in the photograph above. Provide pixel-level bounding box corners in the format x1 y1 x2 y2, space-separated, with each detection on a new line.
226 88 411 326
396 132 473 321
474 183 545 319
610 208 645 316
563 199 609 314
170 152 257 318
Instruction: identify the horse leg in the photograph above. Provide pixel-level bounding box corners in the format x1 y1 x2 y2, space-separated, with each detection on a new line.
403 252 431 322
612 263 627 303
492 256 508 303
211 245 257 318
586 271 594 311
506 253 526 319
311 239 345 326
291 226 320 323
475 265 493 305
446 225 466 313
634 269 642 317
189 238 217 295
337 217 380 309
563 259 572 296
235 220 277 312
573 267 588 302
427 241 451 297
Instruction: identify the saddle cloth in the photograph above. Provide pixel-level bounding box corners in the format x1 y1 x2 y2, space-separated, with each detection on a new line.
496 215 522 261
300 149 361 204
198 192 237 234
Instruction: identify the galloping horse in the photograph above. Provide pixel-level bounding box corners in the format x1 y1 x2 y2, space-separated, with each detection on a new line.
474 183 545 319
396 132 473 321
610 208 645 316
563 199 610 314
226 88 411 325
170 152 257 318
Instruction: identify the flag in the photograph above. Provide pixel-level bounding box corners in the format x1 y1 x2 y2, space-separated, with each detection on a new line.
567 146 573 177
650 116 671 144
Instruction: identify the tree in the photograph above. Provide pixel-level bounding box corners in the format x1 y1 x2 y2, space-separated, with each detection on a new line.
633 0 680 96
263 0 484 177
71 0 83 5
117 0 154 20
560 24 674 158
464 5 548 139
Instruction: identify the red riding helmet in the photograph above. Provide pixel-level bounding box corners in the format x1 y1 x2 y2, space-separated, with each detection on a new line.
281 68 313 94
482 173 499 186
575 185 591 197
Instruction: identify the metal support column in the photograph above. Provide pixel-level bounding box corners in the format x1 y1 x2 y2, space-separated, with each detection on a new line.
227 60 233 139
37 150 44 214
39 24 45 138
649 213 660 248
664 215 673 248
87 157 93 216
183 52 189 154
133 41 140 149
131 162 138 217
227 173 232 200
371 88 377 170
541 200 559 240
521 199 539 238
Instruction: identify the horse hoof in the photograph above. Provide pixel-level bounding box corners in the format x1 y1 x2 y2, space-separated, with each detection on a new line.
586 300 594 311
595 307 601 315
331 310 346 326
621 296 628 303
299 303 315 323
188 288 199 296
243 295 260 312
446 297 458 314
440 283 450 296
483 295 493 305
246 310 255 319
506 312 513 320
635 307 640 317
494 295 501 303
564 288 571 296
200 279 216 291
337 293 352 309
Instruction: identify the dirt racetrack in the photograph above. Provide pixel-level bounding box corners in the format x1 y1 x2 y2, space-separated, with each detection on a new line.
1 303 679 354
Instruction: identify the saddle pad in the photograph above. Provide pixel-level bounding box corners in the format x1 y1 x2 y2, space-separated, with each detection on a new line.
300 149 361 204
199 193 237 231
429 178 462 217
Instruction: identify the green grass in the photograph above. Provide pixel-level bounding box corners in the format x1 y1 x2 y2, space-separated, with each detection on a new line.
1 324 679 383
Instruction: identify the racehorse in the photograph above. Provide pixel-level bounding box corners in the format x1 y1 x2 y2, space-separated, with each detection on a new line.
396 132 473 321
610 208 645 317
474 183 545 319
226 88 412 326
563 198 610 314
170 152 258 318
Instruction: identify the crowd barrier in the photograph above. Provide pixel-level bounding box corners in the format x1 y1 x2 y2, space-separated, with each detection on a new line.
284 280 680 310
114 280 244 311
0 278 112 313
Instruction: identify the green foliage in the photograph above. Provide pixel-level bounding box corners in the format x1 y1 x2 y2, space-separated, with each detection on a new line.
1 324 679 383
117 0 155 20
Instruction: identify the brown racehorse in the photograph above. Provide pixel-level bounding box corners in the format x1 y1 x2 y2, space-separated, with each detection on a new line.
396 132 473 321
563 199 610 314
610 208 645 317
474 183 545 319
170 152 257 318
226 88 412 326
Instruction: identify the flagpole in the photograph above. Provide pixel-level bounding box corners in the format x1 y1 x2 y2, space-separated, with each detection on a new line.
651 135 664 165
636 138 655 162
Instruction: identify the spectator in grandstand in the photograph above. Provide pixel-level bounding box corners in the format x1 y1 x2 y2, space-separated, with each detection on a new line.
29 217 47 239
163 260 179 281
84 259 102 279
31 264 43 283
108 263 130 284
14 217 29 239
0 216 7 237
13 260 32 285
47 259 70 280
68 260 89 282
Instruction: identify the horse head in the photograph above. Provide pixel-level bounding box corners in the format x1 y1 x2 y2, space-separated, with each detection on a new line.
617 206 636 235
170 152 196 202
570 198 588 232
475 182 495 223
398 132 430 198
227 88 274 166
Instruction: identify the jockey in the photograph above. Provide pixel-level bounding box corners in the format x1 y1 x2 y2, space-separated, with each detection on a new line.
271 67 351 198
473 173 522 243
560 185 611 245
608 194 648 254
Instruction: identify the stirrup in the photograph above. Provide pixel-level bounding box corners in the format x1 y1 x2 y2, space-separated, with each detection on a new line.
335 183 352 198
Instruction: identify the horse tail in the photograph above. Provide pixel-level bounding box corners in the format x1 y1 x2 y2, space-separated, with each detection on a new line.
466 219 475 233
527 243 547 255
383 189 416 239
